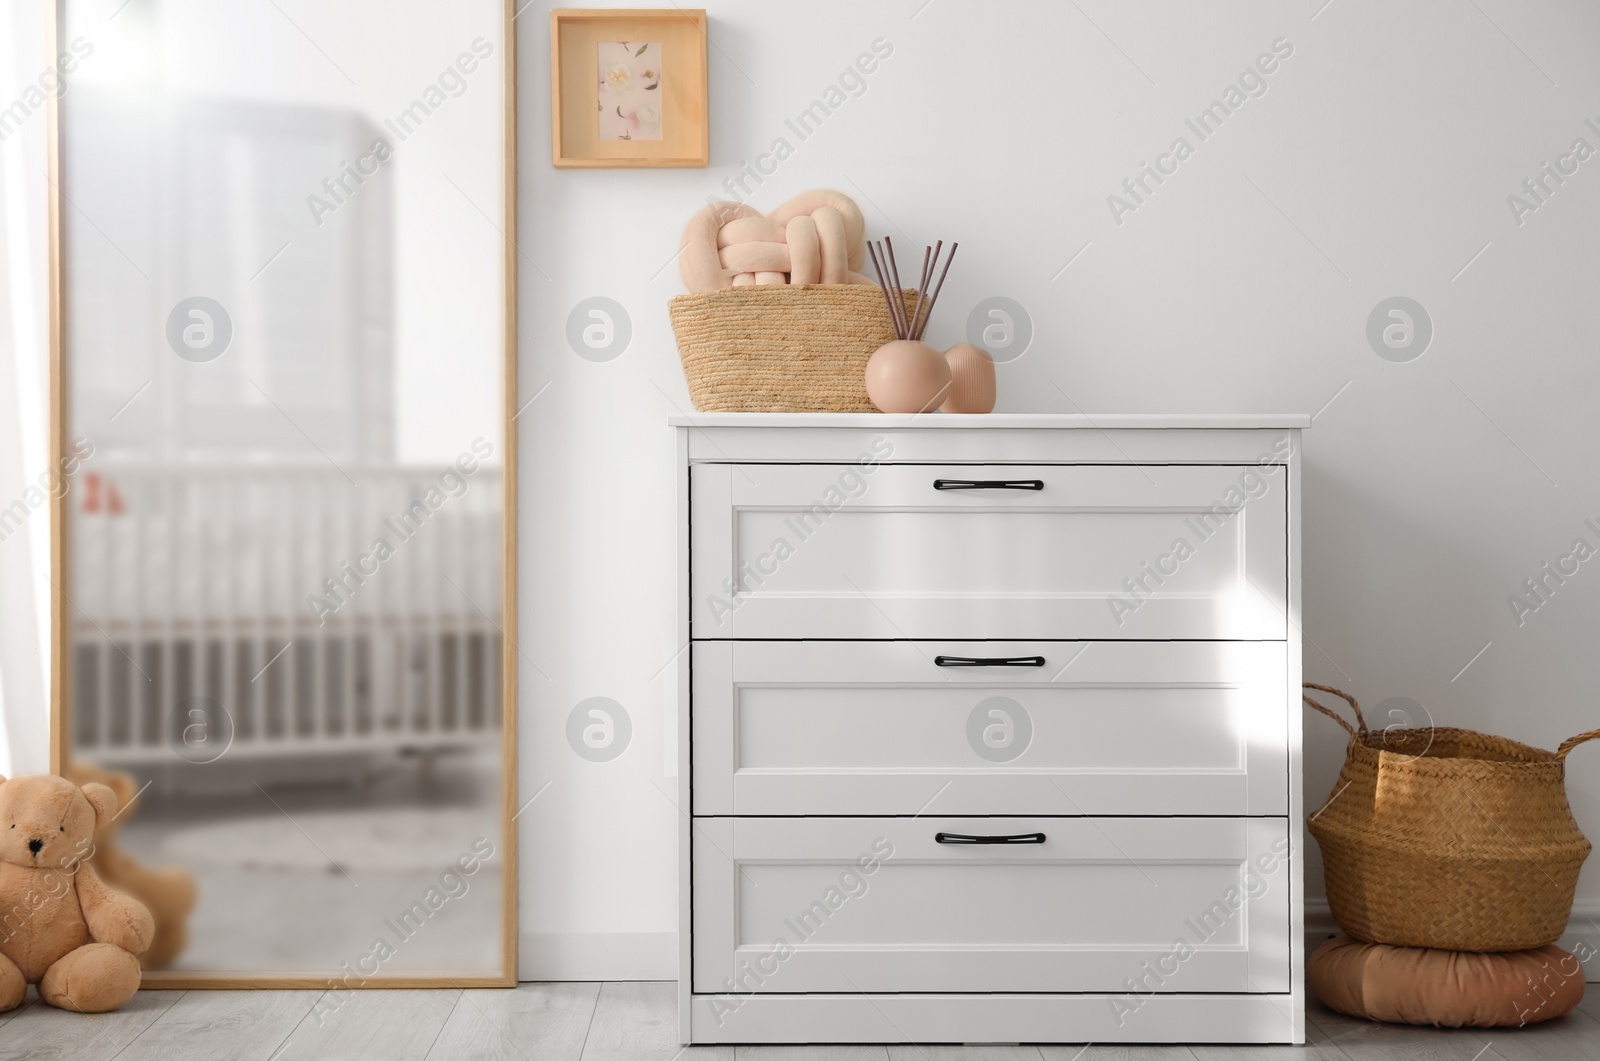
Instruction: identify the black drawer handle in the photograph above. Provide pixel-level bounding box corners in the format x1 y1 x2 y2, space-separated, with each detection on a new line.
936 832 1047 845
933 479 1044 491
935 655 1046 668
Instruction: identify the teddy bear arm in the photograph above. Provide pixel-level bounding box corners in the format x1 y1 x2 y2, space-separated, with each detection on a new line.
75 863 155 955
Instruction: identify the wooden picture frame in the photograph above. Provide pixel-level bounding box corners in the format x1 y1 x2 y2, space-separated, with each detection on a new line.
46 0 519 989
551 8 708 168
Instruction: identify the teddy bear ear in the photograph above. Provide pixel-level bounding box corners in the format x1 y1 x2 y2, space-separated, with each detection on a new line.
106 769 136 806
81 782 119 829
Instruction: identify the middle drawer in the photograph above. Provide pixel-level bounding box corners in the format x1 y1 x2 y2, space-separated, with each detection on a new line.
692 640 1288 817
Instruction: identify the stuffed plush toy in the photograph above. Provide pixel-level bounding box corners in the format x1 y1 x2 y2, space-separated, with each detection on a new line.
679 189 875 292
65 763 196 969
0 774 154 1012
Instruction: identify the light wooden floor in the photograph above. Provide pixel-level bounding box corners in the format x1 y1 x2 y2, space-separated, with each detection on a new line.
0 981 1595 1060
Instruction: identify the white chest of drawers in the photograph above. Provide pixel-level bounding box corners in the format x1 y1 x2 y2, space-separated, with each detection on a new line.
673 414 1307 1045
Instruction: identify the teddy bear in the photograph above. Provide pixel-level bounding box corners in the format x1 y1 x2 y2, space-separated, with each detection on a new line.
65 762 197 969
0 774 154 1012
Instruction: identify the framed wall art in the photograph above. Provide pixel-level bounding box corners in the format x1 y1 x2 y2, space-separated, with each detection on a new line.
551 8 708 168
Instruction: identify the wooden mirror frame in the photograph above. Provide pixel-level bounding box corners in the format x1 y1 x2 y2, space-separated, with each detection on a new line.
44 0 519 990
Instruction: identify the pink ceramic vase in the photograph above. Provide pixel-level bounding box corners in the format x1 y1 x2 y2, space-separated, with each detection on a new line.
865 340 952 413
940 343 996 413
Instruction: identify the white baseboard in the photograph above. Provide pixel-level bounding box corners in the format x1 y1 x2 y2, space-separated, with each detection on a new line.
518 931 676 981
520 907 1600 983
1305 899 1600 982
1304 899 1339 941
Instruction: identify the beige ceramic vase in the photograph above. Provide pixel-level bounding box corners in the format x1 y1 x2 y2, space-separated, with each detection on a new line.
864 339 952 413
940 343 996 413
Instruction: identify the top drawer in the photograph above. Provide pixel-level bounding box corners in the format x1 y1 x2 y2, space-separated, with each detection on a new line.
691 463 1287 640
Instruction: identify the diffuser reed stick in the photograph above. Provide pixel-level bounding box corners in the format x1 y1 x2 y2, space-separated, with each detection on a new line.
914 241 957 340
866 242 905 339
867 237 958 342
909 245 932 346
884 236 907 334
910 240 941 340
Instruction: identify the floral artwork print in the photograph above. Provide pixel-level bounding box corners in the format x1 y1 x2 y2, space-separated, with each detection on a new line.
598 41 662 141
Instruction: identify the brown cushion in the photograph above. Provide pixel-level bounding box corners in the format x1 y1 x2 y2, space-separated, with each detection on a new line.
1309 934 1585 1027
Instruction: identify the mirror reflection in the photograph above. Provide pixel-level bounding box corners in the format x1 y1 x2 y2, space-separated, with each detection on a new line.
59 0 509 975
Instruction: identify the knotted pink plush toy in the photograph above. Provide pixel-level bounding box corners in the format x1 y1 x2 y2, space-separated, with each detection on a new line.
679 189 877 292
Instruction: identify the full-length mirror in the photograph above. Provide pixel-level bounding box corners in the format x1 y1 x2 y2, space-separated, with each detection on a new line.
50 0 515 983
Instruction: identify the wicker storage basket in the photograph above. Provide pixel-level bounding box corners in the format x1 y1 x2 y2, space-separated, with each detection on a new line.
669 284 914 412
1304 683 1600 952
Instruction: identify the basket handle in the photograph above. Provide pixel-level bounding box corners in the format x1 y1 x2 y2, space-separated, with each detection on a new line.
1556 729 1600 761
1302 683 1367 738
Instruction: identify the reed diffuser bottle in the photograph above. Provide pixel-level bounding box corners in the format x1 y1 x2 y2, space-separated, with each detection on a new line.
863 238 957 413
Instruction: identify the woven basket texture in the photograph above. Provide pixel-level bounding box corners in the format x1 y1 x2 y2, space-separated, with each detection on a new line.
1304 683 1598 952
669 285 917 412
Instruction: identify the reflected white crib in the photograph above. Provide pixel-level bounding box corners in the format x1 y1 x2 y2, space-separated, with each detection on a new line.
69 460 503 766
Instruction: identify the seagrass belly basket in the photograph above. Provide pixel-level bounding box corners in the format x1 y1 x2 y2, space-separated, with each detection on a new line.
1304 683 1599 952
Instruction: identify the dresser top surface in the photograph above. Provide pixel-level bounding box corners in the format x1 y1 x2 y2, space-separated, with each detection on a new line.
668 413 1311 430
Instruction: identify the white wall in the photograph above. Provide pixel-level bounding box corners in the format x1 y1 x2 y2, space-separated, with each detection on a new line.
518 0 1600 975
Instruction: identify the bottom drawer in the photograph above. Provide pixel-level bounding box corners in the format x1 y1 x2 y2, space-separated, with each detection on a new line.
692 816 1291 995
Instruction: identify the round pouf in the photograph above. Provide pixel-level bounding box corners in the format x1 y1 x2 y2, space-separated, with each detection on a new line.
1309 934 1585 1027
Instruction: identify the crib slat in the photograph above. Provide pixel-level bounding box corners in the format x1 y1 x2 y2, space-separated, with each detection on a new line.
455 505 468 733
343 476 357 739
191 479 205 759
222 475 237 756
315 477 329 741
162 473 175 758
429 492 443 738
128 468 144 753
97 480 112 753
